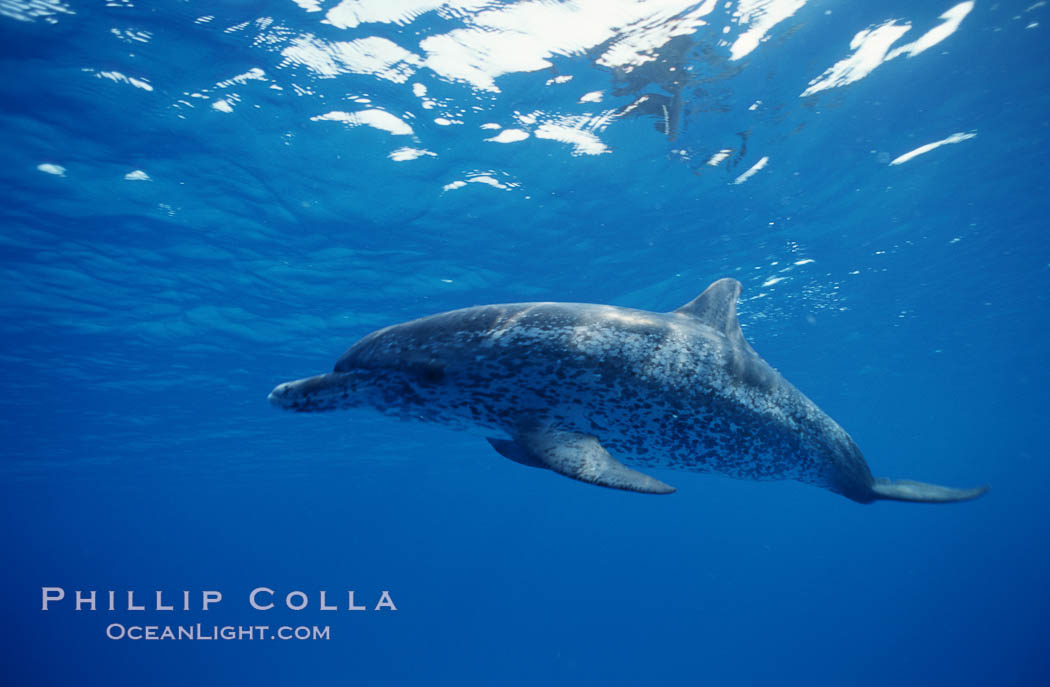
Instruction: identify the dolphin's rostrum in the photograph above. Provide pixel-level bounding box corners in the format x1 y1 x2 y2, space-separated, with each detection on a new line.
269 278 987 504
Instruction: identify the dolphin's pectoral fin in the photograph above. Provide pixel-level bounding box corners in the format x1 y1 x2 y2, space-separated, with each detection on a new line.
486 437 546 469
869 478 989 504
495 431 676 495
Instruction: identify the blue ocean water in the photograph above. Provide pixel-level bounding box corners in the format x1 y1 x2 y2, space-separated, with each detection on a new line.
2 0 1047 684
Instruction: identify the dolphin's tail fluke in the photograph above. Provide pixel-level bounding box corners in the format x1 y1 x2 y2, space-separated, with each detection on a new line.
869 477 989 503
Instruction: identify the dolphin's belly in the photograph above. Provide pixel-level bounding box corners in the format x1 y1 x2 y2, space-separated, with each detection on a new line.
431 360 826 486
561 384 824 485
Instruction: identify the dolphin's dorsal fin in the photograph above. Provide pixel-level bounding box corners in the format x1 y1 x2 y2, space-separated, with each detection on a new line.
673 278 743 339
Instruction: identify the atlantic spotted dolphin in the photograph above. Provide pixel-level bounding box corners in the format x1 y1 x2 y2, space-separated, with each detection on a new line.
268 278 987 504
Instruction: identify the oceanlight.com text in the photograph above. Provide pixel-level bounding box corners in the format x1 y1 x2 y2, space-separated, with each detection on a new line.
105 623 330 641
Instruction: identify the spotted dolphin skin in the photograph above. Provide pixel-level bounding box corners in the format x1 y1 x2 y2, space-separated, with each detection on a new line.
268 278 987 504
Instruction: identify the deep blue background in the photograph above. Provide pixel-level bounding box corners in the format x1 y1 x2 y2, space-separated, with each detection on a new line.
1 1 1047 685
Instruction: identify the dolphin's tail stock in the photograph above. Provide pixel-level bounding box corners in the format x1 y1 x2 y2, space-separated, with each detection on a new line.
868 477 989 504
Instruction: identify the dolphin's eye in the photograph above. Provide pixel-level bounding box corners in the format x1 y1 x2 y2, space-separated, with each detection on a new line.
418 361 446 384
